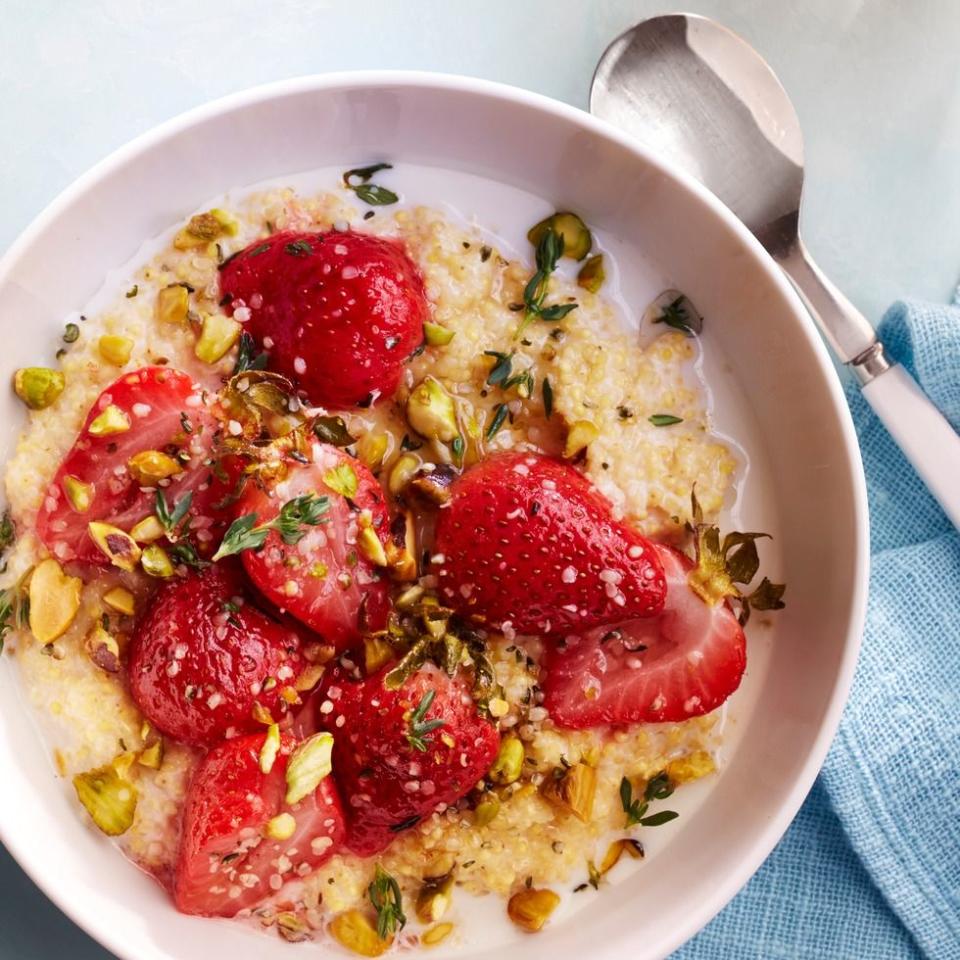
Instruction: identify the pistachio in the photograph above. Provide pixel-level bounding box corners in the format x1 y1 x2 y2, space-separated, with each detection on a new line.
358 526 388 567
488 735 524 786
357 433 389 472
137 739 164 770
127 450 182 485
423 322 455 347
395 584 424 611
98 335 134 366
88 404 131 437
577 254 605 293
174 209 238 249
28 558 81 644
598 838 644 875
264 812 297 841
276 911 312 943
665 750 716 784
406 377 458 443
84 624 121 673
421 922 454 946
195 313 241 364
284 731 334 804
416 873 454 923
388 453 420 496
407 464 456 506
540 762 596 822
473 793 500 827
130 515 165 543
62 475 93 513
72 762 138 836
88 522 141 572
364 636 395 675
527 212 592 260
384 510 417 582
562 420 599 459
14 367 65 410
294 663 325 693
329 909 390 957
102 586 135 616
156 283 190 325
259 723 281 774
141 544 175 578
507 887 560 933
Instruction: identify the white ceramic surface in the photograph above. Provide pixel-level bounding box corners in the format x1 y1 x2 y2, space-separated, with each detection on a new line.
0 73 869 960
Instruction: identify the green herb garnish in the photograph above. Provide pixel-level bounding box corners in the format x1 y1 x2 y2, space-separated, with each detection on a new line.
169 541 205 570
652 295 701 336
212 493 330 560
649 414 683 427
368 864 407 939
343 162 393 186
486 402 509 440
619 773 679 828
516 228 578 336
353 184 399 206
125 285 138 299
155 490 192 537
484 350 513 386
63 323 80 344
284 239 313 257
542 377 554 419
0 581 29 653
233 331 269 375
312 415 355 447
405 689 446 752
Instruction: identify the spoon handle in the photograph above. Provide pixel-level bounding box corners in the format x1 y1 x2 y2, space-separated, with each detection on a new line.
779 243 960 530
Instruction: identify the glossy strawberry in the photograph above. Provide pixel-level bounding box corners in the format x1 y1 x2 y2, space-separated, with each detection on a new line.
432 453 666 635
219 230 428 408
129 562 312 745
174 730 345 917
543 544 746 727
315 664 500 856
237 441 390 650
36 366 234 566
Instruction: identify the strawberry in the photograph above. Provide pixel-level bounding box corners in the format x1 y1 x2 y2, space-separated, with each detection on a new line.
36 366 235 566
543 544 746 727
219 230 428 408
234 441 391 650
314 663 500 856
432 453 666 635
129 562 313 745
174 730 345 917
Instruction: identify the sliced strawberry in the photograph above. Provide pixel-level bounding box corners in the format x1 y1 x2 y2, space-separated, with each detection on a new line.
237 441 390 650
174 730 345 917
543 544 746 727
315 664 500 856
433 453 666 635
35 366 235 566
219 230 428 408
129 562 311 745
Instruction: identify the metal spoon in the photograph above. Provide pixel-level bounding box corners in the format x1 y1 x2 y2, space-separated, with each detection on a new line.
591 14 960 529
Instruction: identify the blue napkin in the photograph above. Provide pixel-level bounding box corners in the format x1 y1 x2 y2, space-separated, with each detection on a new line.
674 301 960 959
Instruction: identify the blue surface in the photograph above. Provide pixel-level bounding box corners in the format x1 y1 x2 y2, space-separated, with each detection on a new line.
3 2 960 957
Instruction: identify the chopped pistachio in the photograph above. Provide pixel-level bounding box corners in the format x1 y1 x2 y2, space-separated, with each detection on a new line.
14 367 65 410
577 254 605 293
385 510 417 582
507 887 560 932
357 433 389 472
665 750 716 784
358 526 388 567
264 812 297 841
72 762 138 836
130 515 165 543
294 663 325 693
84 624 121 673
388 453 420 496
423 322 455 347
259 723 281 774
98 335 134 367
406 377 458 443
488 735 524 785
141 544 175 578
598 838 644 875
88 522 141 572
407 467 455 506
138 739 164 770
195 313 241 364
473 793 500 827
62 475 93 513
540 762 596 822
364 636 394 674
285 731 334 804
395 584 425 610
156 283 190 325
174 209 238 249
329 909 390 957
276 911 312 943
127 450 182 485
527 212 592 261
27 558 82 644
421 922 454 946
102 586 135 617
562 420 599 459
416 873 453 923
88 404 130 437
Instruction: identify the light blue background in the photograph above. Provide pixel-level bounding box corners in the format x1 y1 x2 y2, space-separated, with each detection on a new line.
2 1 958 956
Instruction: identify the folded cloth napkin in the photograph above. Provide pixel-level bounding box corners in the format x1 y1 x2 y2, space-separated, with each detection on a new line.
674 300 960 959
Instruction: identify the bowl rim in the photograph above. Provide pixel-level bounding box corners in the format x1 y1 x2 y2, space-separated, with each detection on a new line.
0 69 870 960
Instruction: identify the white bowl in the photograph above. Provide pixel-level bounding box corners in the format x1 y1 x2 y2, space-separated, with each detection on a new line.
0 72 868 960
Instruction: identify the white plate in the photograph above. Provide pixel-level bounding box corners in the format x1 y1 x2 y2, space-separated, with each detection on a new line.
0 72 868 960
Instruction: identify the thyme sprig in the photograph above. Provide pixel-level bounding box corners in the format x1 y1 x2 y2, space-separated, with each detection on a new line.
368 864 407 939
515 228 578 337
620 772 679 828
405 689 446 752
212 493 330 561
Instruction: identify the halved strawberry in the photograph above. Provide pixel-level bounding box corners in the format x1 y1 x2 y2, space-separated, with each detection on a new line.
35 366 234 565
543 544 746 727
174 730 345 917
219 230 428 408
129 561 313 745
432 453 666 635
236 441 390 650
315 663 500 856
